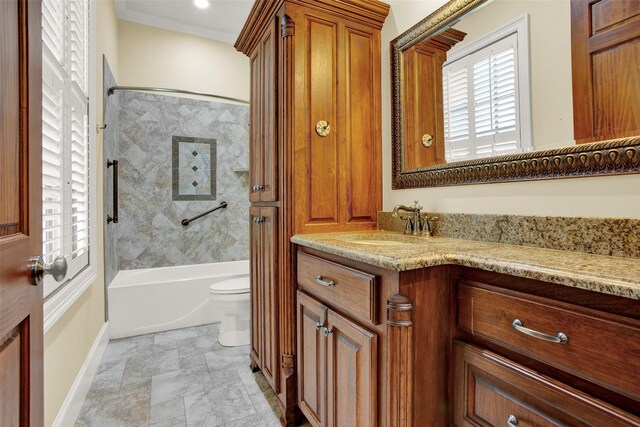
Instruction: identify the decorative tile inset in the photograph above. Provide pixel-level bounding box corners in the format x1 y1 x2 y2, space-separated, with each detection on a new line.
172 136 216 201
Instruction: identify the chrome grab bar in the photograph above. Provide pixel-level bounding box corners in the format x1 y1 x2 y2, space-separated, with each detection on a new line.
511 319 568 344
181 201 227 226
107 160 118 224
315 275 335 287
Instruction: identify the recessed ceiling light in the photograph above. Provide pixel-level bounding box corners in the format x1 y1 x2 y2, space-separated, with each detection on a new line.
194 0 210 9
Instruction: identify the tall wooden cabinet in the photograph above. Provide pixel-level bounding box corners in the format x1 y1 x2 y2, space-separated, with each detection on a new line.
236 1 389 424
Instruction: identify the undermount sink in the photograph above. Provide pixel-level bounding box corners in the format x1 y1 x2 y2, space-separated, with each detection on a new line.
337 233 427 246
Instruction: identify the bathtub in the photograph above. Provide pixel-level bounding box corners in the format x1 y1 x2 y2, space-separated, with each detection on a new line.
108 260 249 339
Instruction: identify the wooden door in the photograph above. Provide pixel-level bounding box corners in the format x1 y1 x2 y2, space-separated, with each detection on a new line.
249 206 263 367
571 0 640 143
249 48 263 203
259 207 279 391
259 22 278 203
249 22 278 203
297 291 328 427
0 0 44 426
325 310 377 427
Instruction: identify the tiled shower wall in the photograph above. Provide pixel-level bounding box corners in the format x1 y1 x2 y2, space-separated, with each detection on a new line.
103 57 119 286
115 91 250 269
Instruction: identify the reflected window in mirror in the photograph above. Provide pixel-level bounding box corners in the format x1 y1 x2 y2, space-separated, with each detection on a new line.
443 15 532 162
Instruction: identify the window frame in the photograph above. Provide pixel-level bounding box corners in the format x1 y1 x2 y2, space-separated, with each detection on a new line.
43 0 98 333
442 14 533 162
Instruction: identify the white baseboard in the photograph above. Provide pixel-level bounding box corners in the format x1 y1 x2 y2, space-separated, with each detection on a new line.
51 321 110 427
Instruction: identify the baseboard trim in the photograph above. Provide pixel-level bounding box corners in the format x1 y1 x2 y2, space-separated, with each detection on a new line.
51 321 110 427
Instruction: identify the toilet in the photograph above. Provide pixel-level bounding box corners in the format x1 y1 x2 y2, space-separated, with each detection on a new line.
208 276 251 347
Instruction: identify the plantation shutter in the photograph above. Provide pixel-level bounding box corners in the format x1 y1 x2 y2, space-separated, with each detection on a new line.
443 33 523 162
42 0 90 297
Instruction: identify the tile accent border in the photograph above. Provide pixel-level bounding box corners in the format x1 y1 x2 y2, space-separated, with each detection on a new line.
172 136 217 201
378 212 640 258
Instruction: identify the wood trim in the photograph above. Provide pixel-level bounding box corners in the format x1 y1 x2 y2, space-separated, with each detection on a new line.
235 0 389 54
390 0 640 188
386 294 413 427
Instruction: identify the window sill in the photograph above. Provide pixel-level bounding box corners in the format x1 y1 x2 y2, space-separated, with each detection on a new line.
43 267 97 334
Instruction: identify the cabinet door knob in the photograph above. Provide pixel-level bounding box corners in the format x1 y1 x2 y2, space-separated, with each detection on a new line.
315 321 324 331
315 275 335 287
322 327 333 336
252 184 264 192
315 120 331 137
507 415 518 426
253 217 264 224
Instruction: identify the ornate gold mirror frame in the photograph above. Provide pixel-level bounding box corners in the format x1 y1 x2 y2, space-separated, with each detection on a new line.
391 0 640 189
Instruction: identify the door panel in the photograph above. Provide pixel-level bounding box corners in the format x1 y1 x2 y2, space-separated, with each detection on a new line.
249 50 262 203
297 291 327 427
260 23 278 202
260 207 279 391
249 206 262 366
307 15 339 224
0 0 44 425
326 310 377 427
341 26 380 225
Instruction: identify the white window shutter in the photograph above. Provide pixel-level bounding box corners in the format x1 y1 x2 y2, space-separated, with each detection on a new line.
443 30 527 162
41 0 90 297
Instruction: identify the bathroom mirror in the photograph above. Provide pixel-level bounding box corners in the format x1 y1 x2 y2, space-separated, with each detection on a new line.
391 0 640 188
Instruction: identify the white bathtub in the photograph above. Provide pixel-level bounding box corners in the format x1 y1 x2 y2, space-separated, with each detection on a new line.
108 260 249 339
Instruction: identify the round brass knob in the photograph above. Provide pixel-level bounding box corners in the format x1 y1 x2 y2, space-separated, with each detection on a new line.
421 134 433 148
316 120 331 137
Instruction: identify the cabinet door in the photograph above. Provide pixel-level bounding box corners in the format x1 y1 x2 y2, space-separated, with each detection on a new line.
453 341 640 427
260 207 279 391
249 206 263 365
297 291 328 427
249 48 263 203
249 22 278 203
326 310 377 427
259 22 278 202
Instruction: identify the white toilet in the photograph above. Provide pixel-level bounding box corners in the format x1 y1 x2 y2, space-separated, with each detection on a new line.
208 276 251 347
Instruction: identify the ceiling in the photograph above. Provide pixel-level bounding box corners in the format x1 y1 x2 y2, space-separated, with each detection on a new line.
114 0 254 44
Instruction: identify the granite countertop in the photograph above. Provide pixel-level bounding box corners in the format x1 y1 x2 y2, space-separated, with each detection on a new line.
291 231 640 300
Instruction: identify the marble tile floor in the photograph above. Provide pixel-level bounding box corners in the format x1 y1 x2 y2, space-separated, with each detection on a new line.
76 323 297 427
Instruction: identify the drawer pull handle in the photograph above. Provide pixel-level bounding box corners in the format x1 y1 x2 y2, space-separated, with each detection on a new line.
315 321 324 331
507 415 518 426
512 319 568 344
315 275 335 287
323 327 333 336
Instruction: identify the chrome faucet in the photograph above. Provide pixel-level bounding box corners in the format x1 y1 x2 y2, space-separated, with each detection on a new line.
392 200 439 236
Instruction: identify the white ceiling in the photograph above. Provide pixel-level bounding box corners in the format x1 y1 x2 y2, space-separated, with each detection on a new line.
114 0 254 44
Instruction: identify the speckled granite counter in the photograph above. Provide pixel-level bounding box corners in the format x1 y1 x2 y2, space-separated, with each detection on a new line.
291 231 640 300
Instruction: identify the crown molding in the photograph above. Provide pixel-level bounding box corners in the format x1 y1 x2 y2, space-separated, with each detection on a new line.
114 0 239 44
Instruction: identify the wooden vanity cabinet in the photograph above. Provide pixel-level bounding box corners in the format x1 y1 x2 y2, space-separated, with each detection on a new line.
452 268 640 426
249 206 279 390
237 2 389 424
297 291 377 427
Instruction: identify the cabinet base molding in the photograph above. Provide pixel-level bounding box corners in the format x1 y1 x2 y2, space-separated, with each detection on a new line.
387 294 414 427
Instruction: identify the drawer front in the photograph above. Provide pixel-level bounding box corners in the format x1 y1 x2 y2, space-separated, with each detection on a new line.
458 281 640 401
453 341 640 427
297 252 377 324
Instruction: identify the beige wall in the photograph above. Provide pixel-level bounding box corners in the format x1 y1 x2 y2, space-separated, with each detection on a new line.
43 0 118 425
451 0 574 150
382 0 640 218
117 20 250 101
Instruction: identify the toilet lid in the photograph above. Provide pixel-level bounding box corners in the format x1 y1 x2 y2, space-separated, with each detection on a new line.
209 277 250 295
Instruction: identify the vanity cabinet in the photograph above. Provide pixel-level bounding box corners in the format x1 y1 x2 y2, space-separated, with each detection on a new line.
237 2 389 423
297 291 377 427
249 206 279 390
452 269 640 426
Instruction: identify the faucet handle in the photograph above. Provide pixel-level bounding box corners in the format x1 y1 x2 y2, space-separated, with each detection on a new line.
412 200 423 211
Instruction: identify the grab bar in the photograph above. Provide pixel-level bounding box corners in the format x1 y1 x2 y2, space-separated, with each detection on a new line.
107 160 119 224
181 201 227 226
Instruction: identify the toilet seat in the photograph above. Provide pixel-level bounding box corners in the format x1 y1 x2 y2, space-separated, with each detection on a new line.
209 277 250 295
